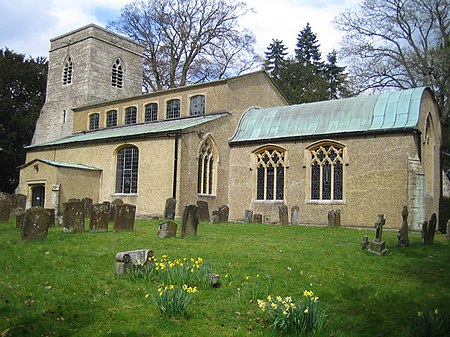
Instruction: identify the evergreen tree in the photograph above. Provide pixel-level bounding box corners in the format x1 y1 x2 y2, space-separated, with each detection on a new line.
325 50 349 99
295 22 322 65
264 39 288 80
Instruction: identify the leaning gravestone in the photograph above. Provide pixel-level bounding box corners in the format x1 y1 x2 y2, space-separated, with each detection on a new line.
244 210 253 223
0 192 12 223
218 205 229 223
11 194 26 216
197 200 210 222
291 206 300 225
83 197 93 219
90 203 110 232
422 213 437 245
181 204 198 238
368 214 387 255
279 205 289 225
158 221 177 238
164 198 176 220
115 249 154 276
328 209 341 228
253 213 262 223
113 203 136 231
63 200 85 233
21 207 51 241
397 206 409 247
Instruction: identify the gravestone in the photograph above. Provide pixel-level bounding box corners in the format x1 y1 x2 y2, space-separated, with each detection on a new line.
397 206 409 247
0 192 12 223
218 205 229 223
327 209 341 228
110 198 123 221
368 214 387 255
158 221 177 238
164 198 176 220
291 206 300 225
83 197 93 219
210 214 219 224
46 208 56 227
422 213 437 245
16 211 26 229
115 249 154 276
181 204 198 238
113 203 136 231
63 200 85 233
90 203 110 232
447 219 450 240
253 213 262 223
21 207 51 241
11 194 26 215
361 235 369 249
279 205 289 225
197 200 210 221
244 210 253 223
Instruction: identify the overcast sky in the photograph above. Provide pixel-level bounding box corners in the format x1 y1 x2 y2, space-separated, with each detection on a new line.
0 0 360 61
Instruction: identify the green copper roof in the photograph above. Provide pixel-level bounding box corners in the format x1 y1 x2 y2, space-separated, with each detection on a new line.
28 113 229 149
229 87 428 144
20 158 101 171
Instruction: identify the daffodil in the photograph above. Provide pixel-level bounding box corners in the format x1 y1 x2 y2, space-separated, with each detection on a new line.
434 309 439 315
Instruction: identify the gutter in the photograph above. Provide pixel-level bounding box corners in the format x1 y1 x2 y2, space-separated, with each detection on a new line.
172 134 180 200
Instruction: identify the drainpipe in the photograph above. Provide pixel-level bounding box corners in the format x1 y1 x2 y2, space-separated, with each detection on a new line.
172 134 180 200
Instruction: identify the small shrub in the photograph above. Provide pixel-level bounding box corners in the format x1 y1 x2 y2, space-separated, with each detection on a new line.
412 309 450 337
257 290 326 336
149 284 198 318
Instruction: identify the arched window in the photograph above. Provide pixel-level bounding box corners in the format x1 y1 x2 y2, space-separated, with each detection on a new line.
145 103 158 122
197 137 217 195
111 58 123 88
116 146 139 194
254 146 286 200
166 99 181 119
125 106 137 125
424 113 435 195
89 113 100 130
106 110 118 127
62 56 73 85
309 142 344 201
190 95 205 115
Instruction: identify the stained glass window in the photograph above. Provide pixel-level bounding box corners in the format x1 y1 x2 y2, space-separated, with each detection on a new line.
255 147 286 200
310 143 344 201
116 146 139 194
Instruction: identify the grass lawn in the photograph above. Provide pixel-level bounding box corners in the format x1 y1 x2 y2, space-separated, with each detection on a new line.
0 218 449 337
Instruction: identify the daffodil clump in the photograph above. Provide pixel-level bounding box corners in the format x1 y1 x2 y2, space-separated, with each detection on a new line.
148 284 199 318
412 308 450 337
257 290 326 336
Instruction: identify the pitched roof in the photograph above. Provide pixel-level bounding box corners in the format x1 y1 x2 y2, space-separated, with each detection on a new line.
229 87 429 144
27 112 229 149
19 158 101 171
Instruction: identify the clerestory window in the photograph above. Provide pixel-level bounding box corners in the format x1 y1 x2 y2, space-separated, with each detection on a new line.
106 110 118 127
190 95 205 116
89 113 100 130
145 103 158 122
255 146 286 200
116 145 139 194
125 106 137 125
62 56 73 85
197 137 217 195
166 99 181 119
309 142 344 201
111 58 123 88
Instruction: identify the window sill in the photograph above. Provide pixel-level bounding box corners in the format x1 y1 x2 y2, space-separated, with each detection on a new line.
253 200 285 204
111 193 138 197
306 199 346 205
198 194 216 198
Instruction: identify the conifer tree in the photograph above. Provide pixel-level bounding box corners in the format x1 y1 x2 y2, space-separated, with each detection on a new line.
295 22 322 65
264 39 288 80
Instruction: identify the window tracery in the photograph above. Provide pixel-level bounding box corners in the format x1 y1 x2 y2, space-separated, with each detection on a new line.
255 146 286 200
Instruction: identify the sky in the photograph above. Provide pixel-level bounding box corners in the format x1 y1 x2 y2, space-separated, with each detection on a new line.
0 0 360 61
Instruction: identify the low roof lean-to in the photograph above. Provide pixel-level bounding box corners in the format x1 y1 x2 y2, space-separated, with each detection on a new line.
229 87 429 144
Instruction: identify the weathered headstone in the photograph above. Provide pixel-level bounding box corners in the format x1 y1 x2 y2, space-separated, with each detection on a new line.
21 207 51 241
63 200 85 233
158 221 177 238
397 206 409 247
164 198 176 220
218 205 229 223
422 213 437 245
244 210 253 223
115 249 154 276
368 214 387 255
279 205 289 225
291 206 300 225
46 208 56 227
110 198 124 221
197 200 210 222
253 213 262 223
83 197 93 219
181 204 198 238
15 211 26 229
327 209 341 228
90 203 110 232
11 194 26 215
113 203 136 231
210 214 219 224
361 235 369 249
0 192 12 223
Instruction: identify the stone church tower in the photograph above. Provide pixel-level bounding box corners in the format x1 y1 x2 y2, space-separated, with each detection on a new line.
32 24 143 145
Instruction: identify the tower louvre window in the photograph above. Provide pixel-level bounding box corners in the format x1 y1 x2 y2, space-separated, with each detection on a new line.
62 56 73 85
112 58 123 88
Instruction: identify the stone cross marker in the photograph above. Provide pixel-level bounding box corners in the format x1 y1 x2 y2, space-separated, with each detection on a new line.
21 207 51 241
115 249 154 276
397 206 409 247
113 203 136 231
63 200 85 233
291 206 300 225
279 205 289 225
197 200 210 222
368 214 387 255
181 204 199 238
164 198 176 220
90 203 110 232
0 192 12 223
158 221 177 238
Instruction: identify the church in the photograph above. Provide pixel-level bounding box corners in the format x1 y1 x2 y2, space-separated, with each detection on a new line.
18 24 441 229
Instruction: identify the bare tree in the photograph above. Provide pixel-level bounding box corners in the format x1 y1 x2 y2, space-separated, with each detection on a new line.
108 0 260 92
335 0 449 121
